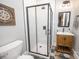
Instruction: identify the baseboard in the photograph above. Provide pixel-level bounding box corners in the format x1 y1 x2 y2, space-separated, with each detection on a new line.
73 49 79 59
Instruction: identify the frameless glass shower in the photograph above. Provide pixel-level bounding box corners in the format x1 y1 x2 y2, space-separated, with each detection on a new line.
26 3 53 56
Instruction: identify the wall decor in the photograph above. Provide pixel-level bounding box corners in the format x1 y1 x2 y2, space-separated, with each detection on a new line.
0 3 16 26
73 15 79 30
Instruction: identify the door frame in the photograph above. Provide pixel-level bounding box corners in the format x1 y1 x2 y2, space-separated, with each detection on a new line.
26 3 50 57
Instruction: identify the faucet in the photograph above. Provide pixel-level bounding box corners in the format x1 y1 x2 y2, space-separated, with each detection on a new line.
62 27 65 32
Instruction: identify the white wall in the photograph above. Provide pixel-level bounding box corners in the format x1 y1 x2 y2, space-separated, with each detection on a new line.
0 0 26 53
71 0 79 56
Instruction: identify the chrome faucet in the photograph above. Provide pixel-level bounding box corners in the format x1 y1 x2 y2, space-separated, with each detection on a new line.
62 27 65 32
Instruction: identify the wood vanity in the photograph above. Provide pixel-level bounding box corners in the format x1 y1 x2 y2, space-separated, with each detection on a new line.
56 32 74 54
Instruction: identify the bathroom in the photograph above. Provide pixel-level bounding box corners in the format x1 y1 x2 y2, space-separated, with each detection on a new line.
0 0 79 59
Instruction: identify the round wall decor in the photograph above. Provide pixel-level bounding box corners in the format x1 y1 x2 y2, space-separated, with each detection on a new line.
0 3 16 26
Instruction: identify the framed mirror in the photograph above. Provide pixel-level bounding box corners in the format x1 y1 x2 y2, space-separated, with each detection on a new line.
58 11 71 27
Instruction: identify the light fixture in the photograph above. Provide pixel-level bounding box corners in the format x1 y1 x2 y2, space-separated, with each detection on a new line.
62 0 70 7
63 0 70 4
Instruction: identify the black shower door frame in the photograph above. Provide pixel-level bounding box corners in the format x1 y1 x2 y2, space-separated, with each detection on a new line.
26 3 50 57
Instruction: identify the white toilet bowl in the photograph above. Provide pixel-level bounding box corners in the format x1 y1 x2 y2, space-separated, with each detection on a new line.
17 55 34 59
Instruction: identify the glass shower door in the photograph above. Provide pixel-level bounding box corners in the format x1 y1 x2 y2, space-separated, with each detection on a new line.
36 5 48 55
27 7 37 53
27 4 50 56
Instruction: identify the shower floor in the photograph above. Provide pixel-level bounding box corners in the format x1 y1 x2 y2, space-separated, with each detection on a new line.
32 43 47 55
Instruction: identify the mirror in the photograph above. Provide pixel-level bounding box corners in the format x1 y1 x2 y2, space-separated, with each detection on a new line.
58 11 71 27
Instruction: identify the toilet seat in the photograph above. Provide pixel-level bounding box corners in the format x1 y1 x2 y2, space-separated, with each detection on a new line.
17 55 34 59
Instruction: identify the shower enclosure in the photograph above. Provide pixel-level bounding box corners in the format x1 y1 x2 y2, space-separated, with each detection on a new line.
26 3 53 56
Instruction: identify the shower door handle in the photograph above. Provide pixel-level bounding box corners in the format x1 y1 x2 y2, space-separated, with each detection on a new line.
43 26 47 35
43 26 50 35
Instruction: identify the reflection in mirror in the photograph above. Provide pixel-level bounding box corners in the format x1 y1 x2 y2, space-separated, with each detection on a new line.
58 11 71 27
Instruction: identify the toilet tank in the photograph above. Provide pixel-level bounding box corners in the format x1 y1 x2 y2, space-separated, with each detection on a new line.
0 40 23 59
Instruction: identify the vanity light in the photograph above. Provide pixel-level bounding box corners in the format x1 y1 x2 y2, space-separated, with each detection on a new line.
62 0 70 7
63 0 70 4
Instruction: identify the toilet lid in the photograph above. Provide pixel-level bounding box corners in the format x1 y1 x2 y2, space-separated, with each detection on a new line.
17 55 34 59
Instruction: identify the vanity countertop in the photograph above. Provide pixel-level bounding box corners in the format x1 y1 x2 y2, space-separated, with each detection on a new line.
57 32 74 36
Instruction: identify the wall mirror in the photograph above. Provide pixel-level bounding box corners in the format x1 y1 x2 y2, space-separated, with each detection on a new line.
58 11 71 27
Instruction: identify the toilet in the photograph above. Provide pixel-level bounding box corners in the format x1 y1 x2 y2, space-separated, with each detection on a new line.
0 40 34 59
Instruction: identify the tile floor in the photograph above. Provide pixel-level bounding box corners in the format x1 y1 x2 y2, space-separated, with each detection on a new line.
34 56 46 59
54 52 75 59
33 52 75 59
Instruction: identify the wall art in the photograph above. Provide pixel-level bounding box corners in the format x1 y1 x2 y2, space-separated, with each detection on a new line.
0 3 16 26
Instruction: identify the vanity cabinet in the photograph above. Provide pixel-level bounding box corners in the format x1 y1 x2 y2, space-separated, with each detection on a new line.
57 35 73 48
56 34 74 54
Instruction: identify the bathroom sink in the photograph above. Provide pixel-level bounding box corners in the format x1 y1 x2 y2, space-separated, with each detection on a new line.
57 32 74 36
